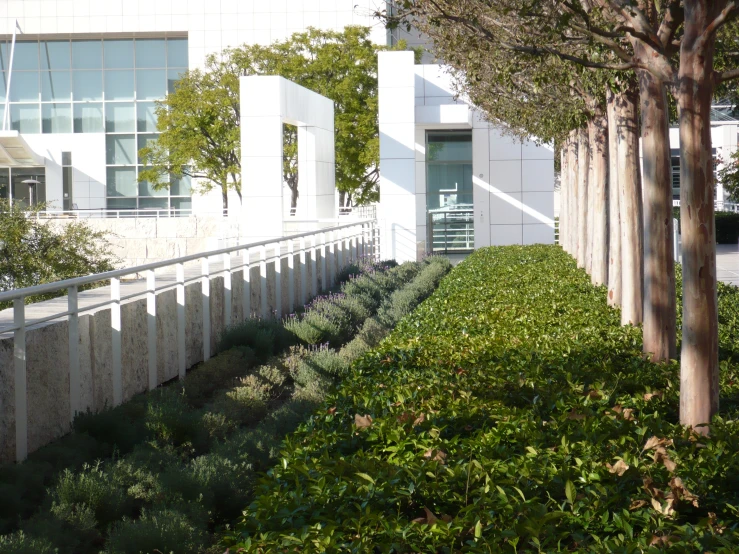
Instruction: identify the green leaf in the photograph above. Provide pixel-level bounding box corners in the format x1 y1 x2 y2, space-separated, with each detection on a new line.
565 480 576 504
355 473 376 485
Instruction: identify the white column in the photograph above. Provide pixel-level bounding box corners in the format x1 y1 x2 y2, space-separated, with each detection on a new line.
378 51 417 262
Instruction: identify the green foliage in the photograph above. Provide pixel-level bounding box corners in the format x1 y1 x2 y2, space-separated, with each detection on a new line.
0 201 115 309
0 532 57 554
225 245 739 552
140 27 402 207
105 508 205 554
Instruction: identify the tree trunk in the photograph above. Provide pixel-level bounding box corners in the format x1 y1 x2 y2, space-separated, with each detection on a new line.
221 187 228 213
678 0 721 432
585 120 596 275
560 145 567 250
577 127 590 269
568 130 579 258
615 89 644 325
590 113 609 286
606 89 622 307
637 63 677 362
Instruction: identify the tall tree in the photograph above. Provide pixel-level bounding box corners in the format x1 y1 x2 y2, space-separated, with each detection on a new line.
140 27 387 211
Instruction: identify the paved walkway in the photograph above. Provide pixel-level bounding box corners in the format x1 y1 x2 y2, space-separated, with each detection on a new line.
716 244 739 287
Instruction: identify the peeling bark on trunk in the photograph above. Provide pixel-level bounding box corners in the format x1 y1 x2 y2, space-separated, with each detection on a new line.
616 89 643 326
577 127 590 270
606 89 622 308
591 113 609 286
637 65 677 362
568 131 579 257
586 120 596 276
560 146 567 250
678 0 721 432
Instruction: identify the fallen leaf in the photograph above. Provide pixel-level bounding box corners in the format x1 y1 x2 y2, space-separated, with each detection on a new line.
455 368 466 375
644 391 663 401
653 446 677 472
669 477 699 507
397 412 412 424
606 459 629 476
423 448 447 463
650 534 678 546
643 436 673 452
354 414 373 429
622 408 635 420
643 477 664 499
629 499 648 510
650 497 676 518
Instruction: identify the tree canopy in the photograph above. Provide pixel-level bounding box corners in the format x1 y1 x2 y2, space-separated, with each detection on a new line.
140 26 392 209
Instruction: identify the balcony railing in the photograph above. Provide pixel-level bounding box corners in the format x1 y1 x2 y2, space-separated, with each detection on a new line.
0 220 378 463
427 209 475 253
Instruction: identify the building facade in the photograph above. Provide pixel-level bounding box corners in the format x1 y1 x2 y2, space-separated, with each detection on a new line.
0 0 388 214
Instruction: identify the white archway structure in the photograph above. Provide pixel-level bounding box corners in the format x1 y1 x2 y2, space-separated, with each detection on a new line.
240 75 336 240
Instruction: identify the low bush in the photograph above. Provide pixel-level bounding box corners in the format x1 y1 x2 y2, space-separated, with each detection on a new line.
105 508 205 554
225 246 739 552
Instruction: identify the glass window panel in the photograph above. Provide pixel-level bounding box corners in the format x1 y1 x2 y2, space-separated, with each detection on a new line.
62 152 72 165
137 134 159 164
41 71 71 101
170 197 192 211
104 69 134 100
10 104 40 133
72 40 102 69
14 42 39 70
0 72 6 103
10 72 39 102
426 132 473 162
104 40 134 69
73 103 103 133
139 177 168 197
167 68 185 94
105 102 135 132
106 167 137 197
106 134 136 165
73 70 103 100
139 197 168 208
136 69 166 100
167 39 188 68
0 168 9 200
0 42 8 72
170 172 192 196
137 102 158 131
40 41 71 70
135 39 166 68
42 103 72 133
107 197 137 209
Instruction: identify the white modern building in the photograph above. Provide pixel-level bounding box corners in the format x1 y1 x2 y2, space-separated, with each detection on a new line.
0 1 388 214
378 51 555 262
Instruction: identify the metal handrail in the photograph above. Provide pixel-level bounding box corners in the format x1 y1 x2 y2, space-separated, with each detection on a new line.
30 208 226 219
1 219 379 463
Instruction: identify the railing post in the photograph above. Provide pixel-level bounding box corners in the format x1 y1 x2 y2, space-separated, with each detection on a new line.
260 245 268 319
241 248 251 321
287 239 295 314
299 237 307 306
146 270 157 390
176 264 186 380
14 298 27 462
320 232 327 292
352 226 358 263
311 235 318 298
68 286 80 426
201 258 211 362
274 242 282 318
111 277 122 405
223 252 232 329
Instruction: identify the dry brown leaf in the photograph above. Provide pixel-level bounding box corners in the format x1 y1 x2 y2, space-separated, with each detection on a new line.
629 499 648 510
644 391 663 401
643 477 664 499
643 436 673 452
413 413 426 427
441 514 453 523
354 414 373 429
327 406 337 415
649 534 678 546
653 446 677 473
567 409 585 420
622 408 635 420
412 506 439 525
587 389 603 399
423 448 447 463
669 477 699 507
650 497 676 518
606 459 630 476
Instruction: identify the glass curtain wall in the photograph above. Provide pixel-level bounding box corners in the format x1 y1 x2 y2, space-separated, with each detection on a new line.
0 167 46 208
426 131 474 253
0 37 191 211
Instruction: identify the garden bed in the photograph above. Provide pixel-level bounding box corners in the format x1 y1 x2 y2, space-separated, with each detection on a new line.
0 256 452 554
226 245 739 552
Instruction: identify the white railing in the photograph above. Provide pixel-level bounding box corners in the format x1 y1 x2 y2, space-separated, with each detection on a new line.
31 208 228 219
0 220 378 463
339 204 377 219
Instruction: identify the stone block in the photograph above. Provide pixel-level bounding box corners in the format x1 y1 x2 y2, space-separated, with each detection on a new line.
89 308 114 413
120 299 149 402
156 289 179 383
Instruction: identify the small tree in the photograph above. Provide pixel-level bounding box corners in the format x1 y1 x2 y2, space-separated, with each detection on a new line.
140 27 389 211
0 201 115 309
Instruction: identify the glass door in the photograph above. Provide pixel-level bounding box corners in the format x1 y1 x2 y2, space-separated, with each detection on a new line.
426 131 474 253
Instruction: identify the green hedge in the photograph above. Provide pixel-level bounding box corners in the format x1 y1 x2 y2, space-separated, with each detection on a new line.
673 208 739 244
0 256 452 554
225 245 739 552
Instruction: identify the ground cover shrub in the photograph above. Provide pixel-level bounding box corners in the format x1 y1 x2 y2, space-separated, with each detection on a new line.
225 245 739 552
0 256 451 554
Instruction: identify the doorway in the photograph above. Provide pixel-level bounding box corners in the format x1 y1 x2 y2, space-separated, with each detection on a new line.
426 131 474 253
